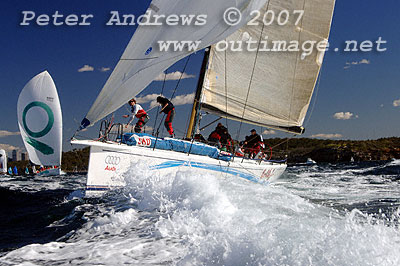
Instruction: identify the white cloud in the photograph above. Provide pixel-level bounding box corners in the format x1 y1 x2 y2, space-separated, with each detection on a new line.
171 93 194 106
344 59 370 69
333 112 357 120
393 99 400 107
78 64 94 72
359 59 370 64
136 94 159 104
136 93 194 109
155 71 195 81
0 130 20 137
310 133 343 139
135 94 159 108
99 67 110 72
262 129 276 135
0 143 23 155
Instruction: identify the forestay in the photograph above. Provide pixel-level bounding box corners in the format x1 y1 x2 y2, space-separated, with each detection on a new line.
81 0 269 129
201 0 336 133
17 71 63 166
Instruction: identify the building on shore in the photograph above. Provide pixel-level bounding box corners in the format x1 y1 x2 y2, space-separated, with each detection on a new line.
12 150 18 162
21 152 29 161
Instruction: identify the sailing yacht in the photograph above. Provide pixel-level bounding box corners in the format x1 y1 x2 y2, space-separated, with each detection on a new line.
71 0 336 196
17 71 65 177
0 149 7 175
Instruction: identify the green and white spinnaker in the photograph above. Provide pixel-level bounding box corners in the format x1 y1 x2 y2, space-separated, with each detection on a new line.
17 71 63 166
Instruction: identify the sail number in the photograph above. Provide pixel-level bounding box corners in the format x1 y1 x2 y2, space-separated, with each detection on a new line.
137 137 151 147
248 10 304 26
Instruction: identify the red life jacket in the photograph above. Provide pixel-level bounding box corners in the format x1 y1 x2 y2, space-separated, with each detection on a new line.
209 131 221 140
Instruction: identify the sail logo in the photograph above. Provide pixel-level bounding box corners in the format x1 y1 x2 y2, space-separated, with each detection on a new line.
145 47 152 55
261 169 275 180
137 137 151 147
22 101 54 155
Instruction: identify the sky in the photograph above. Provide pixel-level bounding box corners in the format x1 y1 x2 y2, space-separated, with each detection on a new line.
0 0 399 155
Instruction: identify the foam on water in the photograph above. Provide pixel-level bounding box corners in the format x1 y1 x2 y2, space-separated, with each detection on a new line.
388 159 400 166
1 162 400 265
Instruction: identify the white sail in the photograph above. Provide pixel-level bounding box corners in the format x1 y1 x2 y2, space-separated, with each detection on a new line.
201 0 336 133
81 0 269 129
17 71 63 166
0 149 7 173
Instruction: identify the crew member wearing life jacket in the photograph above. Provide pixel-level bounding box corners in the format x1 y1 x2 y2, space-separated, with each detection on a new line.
208 129 222 148
220 128 233 152
243 129 265 159
157 96 175 138
208 123 233 151
123 98 149 133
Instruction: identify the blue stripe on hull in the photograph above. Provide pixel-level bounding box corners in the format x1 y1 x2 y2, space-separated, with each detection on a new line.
150 161 265 184
87 160 273 194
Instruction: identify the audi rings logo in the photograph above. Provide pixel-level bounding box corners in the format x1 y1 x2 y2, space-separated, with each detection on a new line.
105 155 121 165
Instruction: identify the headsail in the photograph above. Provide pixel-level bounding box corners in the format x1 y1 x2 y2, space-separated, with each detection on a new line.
81 0 269 129
17 71 63 166
201 0 336 134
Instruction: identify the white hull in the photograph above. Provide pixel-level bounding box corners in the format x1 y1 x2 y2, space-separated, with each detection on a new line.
71 139 287 197
36 168 65 177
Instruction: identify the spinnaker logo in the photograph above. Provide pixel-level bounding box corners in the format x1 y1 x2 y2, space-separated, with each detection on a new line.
22 101 54 155
145 47 152 55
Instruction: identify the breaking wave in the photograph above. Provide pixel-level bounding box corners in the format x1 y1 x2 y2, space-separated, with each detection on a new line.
1 161 400 265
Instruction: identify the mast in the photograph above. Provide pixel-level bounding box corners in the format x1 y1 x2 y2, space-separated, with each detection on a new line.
186 47 211 139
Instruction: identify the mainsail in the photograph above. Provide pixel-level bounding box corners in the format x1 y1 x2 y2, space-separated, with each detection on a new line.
80 0 269 129
17 71 63 166
201 0 336 134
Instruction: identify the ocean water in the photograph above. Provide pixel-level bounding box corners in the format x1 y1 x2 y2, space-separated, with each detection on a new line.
0 160 399 265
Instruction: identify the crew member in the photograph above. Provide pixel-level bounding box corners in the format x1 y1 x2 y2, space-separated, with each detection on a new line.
243 129 264 158
123 98 149 133
156 96 175 138
208 126 222 148
220 127 233 152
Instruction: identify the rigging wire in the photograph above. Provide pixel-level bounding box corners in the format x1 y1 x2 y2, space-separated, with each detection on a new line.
285 0 307 156
154 54 192 137
303 65 323 128
235 2 270 141
224 48 230 132
169 54 192 101
287 0 307 132
152 72 167 135
191 48 211 139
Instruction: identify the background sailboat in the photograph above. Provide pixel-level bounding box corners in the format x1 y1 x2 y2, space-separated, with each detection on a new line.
0 149 7 175
17 71 64 176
